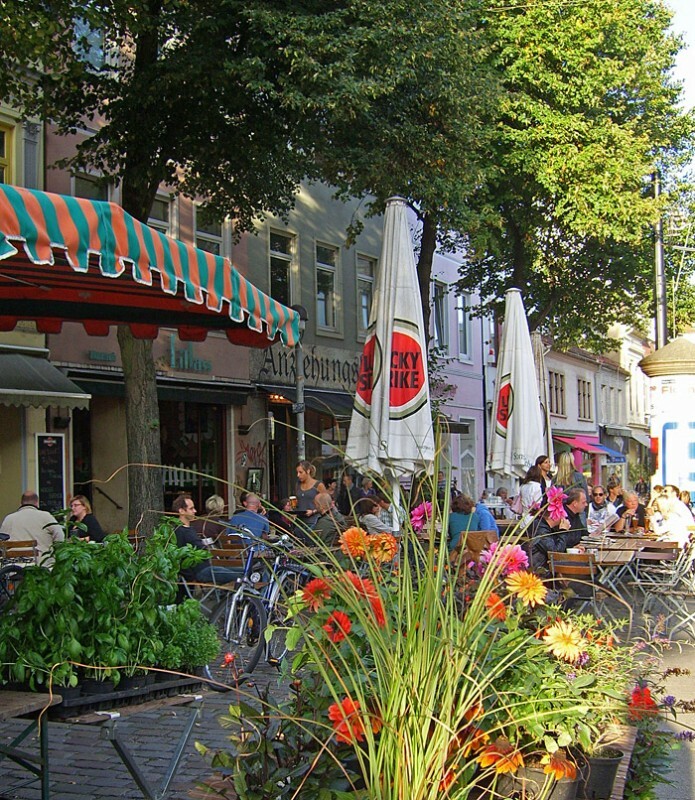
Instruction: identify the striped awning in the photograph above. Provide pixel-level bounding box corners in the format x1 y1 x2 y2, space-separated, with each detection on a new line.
0 185 300 347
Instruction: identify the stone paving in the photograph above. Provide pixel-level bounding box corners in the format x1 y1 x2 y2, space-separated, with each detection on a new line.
3 606 695 799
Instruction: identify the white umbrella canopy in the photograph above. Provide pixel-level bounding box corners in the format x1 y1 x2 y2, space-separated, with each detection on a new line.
488 289 545 480
532 330 555 468
345 197 435 484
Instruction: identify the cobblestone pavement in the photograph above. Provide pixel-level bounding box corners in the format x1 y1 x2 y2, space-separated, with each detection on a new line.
4 603 695 799
0 659 288 800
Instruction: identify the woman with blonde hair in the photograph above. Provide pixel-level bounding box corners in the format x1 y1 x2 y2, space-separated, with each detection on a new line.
68 495 106 542
553 451 588 496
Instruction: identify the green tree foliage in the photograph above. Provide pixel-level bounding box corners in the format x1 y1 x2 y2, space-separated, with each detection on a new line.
456 0 695 349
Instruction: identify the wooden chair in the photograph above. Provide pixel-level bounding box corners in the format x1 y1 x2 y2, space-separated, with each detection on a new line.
450 529 498 564
0 539 37 564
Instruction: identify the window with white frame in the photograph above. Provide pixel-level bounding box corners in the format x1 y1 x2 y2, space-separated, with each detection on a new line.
73 172 109 201
0 124 11 184
316 242 339 331
549 370 566 416
455 293 472 360
148 196 171 235
269 230 294 307
432 281 449 354
578 378 593 421
357 254 376 335
195 206 224 256
458 418 477 498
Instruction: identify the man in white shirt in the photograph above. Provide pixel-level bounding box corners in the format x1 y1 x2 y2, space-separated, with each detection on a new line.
0 491 65 566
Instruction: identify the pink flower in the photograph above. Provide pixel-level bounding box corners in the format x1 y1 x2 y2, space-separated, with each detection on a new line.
410 501 432 532
546 486 568 521
478 542 528 576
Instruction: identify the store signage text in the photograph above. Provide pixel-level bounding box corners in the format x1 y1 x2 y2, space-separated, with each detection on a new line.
258 345 359 389
169 335 212 373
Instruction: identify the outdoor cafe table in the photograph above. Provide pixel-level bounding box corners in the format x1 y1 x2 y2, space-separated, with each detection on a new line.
585 536 647 593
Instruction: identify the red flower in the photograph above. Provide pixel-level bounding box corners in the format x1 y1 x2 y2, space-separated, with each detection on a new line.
302 577 332 611
629 684 658 719
485 592 507 621
370 596 386 627
328 696 366 744
323 610 352 642
344 570 378 599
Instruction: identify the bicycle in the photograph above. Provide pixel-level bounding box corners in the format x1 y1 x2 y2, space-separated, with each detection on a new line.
206 535 270 682
0 539 35 611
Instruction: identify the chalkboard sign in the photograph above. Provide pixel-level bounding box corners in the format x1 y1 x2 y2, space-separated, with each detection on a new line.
36 433 66 513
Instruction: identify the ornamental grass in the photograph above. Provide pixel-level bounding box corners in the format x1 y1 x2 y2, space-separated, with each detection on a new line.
202 469 679 800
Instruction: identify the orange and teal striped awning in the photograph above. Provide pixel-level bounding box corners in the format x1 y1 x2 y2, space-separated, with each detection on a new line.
0 185 300 347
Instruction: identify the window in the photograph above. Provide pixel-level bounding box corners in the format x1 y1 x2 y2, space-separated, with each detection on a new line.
148 196 170 235
73 17 105 70
458 419 477 498
578 378 593 421
432 282 449 354
73 173 108 201
195 206 223 256
455 293 471 360
270 230 294 307
549 371 566 416
356 254 376 335
0 125 11 184
316 242 338 330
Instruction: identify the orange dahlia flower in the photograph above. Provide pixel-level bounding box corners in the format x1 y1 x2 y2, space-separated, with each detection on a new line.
340 527 369 558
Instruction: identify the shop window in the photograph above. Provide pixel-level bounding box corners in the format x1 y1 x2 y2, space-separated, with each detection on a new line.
159 401 227 512
270 230 294 307
357 254 376 336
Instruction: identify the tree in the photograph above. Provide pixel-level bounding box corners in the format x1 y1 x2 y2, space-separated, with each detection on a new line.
1 0 325 529
455 0 695 349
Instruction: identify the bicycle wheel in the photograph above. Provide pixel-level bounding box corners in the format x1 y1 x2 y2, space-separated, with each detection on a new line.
209 592 267 680
266 569 306 666
0 564 24 610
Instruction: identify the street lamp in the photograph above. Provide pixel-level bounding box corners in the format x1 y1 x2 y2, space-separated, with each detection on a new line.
291 304 308 461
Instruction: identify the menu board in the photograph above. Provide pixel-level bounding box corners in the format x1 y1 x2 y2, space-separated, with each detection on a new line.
35 433 66 513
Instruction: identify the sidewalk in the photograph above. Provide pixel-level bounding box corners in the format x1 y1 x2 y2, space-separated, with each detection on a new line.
2 623 695 799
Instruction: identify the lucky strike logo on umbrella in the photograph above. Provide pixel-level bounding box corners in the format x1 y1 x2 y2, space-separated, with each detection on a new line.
495 375 514 438
355 331 426 410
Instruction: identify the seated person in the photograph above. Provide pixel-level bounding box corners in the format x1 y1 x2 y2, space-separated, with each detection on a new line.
475 498 499 535
267 497 295 537
191 494 232 544
355 497 391 535
587 485 618 535
530 509 584 573
172 494 239 585
447 494 482 552
563 488 588 539
68 495 106 542
227 493 270 541
313 491 349 547
612 490 647 533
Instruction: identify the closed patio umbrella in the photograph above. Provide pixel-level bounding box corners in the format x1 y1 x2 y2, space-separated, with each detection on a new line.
345 197 435 503
488 289 545 480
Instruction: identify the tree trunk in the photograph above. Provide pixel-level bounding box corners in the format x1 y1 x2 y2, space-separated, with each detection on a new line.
417 213 439 345
117 326 164 534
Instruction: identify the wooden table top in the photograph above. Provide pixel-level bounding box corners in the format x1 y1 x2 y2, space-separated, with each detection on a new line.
0 690 62 721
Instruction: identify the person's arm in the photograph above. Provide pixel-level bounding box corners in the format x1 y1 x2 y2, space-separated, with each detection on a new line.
86 514 107 543
46 521 65 544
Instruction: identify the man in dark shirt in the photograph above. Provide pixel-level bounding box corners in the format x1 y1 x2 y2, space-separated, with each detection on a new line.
530 509 584 572
337 473 361 518
612 491 647 533
172 494 238 584
563 488 588 540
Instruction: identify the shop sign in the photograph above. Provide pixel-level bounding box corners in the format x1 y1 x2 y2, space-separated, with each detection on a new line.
256 344 359 391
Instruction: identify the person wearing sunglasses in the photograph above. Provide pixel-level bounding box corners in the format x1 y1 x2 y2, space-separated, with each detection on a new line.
586 485 618 535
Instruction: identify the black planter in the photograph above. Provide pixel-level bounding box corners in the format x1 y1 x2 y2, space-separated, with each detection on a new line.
578 751 623 800
81 676 116 694
499 767 579 800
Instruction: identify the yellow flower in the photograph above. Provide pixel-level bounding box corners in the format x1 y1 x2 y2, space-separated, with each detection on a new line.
505 570 547 607
543 621 585 663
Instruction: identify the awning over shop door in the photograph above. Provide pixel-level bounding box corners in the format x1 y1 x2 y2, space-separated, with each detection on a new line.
0 347 90 409
553 435 606 454
259 384 355 418
0 185 299 347
596 443 627 463
631 431 651 448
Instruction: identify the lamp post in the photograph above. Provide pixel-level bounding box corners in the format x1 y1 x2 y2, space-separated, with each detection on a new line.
291 304 308 462
654 172 668 350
